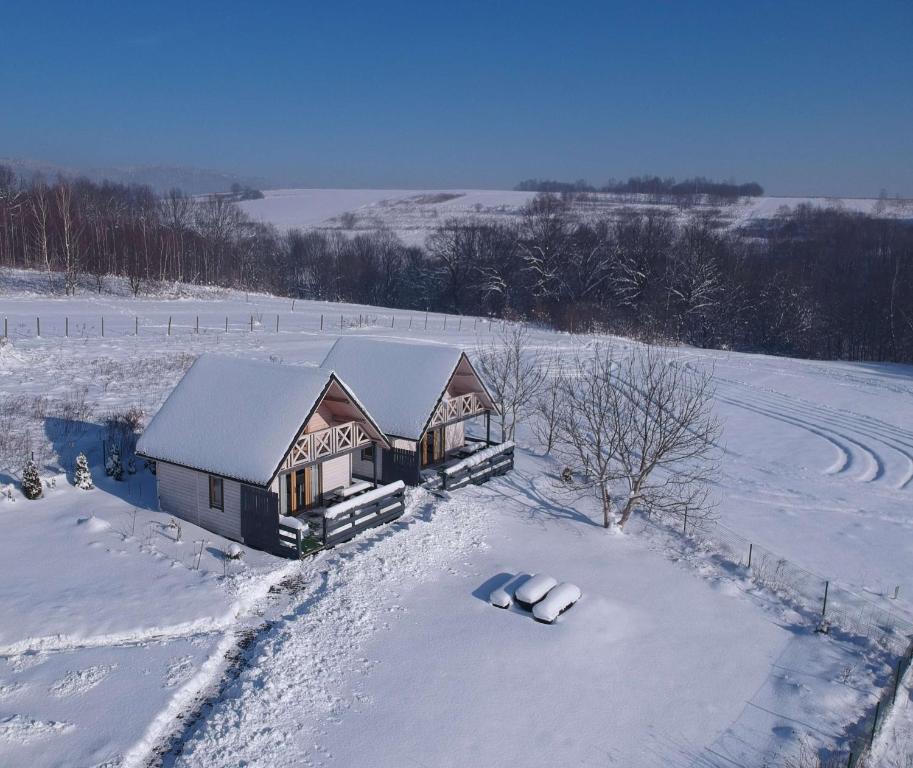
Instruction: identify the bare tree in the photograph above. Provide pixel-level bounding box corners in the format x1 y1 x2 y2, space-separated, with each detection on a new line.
475 324 546 441
532 350 567 453
555 344 720 529
553 346 626 528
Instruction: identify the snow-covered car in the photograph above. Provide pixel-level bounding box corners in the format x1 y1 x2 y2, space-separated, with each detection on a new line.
532 583 582 624
489 573 531 608
514 574 558 610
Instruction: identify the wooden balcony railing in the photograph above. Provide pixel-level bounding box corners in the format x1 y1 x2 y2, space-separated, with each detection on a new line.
284 420 371 469
430 392 486 427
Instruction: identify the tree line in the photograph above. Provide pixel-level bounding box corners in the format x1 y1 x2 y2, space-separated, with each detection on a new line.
516 175 764 202
1 165 911 363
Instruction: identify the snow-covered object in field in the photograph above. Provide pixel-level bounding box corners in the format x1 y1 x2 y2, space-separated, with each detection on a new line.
324 481 405 519
443 441 515 476
73 452 93 490
532 583 582 624
514 574 558 609
137 355 380 486
321 338 495 439
489 572 532 608
227 543 243 559
76 514 111 533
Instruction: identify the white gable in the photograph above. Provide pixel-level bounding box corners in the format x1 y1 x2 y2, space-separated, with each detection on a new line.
137 355 333 486
321 338 466 439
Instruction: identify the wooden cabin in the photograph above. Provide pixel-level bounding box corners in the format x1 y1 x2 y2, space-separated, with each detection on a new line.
136 355 391 552
321 338 499 485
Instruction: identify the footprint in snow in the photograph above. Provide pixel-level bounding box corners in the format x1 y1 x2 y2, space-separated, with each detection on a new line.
0 714 75 744
163 655 195 687
49 664 116 697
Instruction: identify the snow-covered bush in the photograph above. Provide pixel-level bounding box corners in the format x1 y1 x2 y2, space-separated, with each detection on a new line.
22 458 42 500
74 452 94 490
106 446 124 481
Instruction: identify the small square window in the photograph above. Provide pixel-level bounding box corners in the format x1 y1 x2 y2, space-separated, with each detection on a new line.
209 475 224 510
361 445 375 462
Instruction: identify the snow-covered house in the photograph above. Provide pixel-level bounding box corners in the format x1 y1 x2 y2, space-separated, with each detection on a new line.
321 338 500 485
136 355 391 552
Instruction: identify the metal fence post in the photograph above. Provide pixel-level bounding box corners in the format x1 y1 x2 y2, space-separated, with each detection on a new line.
36 317 40 337
168 316 172 335
748 542 753 568
822 580 830 617
871 700 880 740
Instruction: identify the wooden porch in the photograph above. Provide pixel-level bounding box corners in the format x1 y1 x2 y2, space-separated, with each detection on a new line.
278 479 406 557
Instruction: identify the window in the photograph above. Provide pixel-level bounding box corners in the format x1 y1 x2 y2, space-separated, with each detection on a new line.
209 475 223 510
361 445 375 462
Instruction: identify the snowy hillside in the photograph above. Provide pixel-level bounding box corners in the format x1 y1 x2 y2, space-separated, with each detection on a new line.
0 271 911 767
240 187 913 245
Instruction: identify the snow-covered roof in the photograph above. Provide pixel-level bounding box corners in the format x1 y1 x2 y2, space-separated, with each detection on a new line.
321 337 484 439
137 355 337 486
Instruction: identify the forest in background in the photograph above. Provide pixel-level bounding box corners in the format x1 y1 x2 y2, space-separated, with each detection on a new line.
1 164 912 363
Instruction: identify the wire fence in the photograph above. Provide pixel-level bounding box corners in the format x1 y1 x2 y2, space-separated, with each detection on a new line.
0 309 510 342
642 513 913 765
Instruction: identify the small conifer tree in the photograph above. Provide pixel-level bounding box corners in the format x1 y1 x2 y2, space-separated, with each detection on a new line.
74 452 94 490
22 458 42 500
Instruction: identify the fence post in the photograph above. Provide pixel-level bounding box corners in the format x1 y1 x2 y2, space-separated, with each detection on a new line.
292 299 296 312
871 700 881 740
409 316 412 330
276 314 279 332
822 580 829 617
683 509 688 536
168 316 172 335
391 315 395 328
135 316 138 336
458 317 462 332
65 317 68 337
225 316 228 332
250 315 253 332
101 316 104 337
443 315 447 330
322 516 328 545
424 312 428 330
748 543 753 568
320 314 324 331
3 317 6 338
340 314 343 329
196 315 199 334
36 317 40 337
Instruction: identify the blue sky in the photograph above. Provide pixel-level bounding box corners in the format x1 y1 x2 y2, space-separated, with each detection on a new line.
1 1 911 195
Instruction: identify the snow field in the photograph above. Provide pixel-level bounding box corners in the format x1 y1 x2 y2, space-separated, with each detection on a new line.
238 187 913 247
0 271 911 766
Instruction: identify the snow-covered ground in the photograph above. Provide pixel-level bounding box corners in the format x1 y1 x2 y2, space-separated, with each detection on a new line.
239 188 913 245
0 270 911 766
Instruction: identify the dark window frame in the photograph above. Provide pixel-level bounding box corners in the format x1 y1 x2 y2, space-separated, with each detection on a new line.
361 444 375 462
209 475 224 510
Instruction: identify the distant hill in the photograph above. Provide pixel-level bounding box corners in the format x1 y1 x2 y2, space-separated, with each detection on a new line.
0 157 271 196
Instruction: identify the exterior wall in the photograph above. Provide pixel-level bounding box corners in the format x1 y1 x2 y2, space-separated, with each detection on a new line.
445 420 465 451
156 461 243 543
352 445 381 480
321 453 351 493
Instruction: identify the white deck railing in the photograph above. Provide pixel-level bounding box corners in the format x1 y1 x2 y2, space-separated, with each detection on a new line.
430 392 486 427
285 420 371 468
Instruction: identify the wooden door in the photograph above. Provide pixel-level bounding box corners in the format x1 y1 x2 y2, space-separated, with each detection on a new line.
288 465 322 513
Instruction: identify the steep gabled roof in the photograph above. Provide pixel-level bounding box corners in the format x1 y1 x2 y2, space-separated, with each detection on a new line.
137 355 366 486
320 337 492 440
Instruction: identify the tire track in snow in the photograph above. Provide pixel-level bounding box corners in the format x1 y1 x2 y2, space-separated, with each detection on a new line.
712 372 913 489
715 394 871 479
